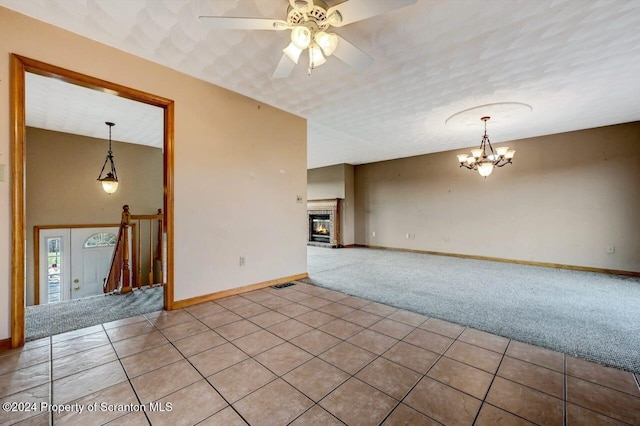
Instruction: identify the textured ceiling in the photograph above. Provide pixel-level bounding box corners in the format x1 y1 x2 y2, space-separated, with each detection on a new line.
3 0 640 168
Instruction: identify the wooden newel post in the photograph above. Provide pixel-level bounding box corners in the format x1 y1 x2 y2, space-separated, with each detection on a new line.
121 205 132 293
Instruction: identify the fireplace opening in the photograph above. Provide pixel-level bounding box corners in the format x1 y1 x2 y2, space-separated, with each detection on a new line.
310 214 331 243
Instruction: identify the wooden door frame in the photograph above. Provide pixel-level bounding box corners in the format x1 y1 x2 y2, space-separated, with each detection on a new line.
11 55 175 348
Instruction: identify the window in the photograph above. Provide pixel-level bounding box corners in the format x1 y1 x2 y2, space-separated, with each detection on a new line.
46 237 62 303
84 232 117 248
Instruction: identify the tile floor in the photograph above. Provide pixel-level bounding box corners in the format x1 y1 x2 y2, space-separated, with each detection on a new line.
1 282 639 425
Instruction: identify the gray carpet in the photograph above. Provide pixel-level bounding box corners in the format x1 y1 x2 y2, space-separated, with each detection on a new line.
25 287 164 341
305 246 640 373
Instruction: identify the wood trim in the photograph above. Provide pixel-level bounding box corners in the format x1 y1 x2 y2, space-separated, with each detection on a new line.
11 55 26 348
354 245 640 277
172 273 309 310
0 338 12 351
11 54 175 347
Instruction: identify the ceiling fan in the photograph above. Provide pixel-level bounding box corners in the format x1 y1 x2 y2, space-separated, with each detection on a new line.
199 0 417 78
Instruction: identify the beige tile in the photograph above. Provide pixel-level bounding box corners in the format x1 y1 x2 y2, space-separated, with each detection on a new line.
567 356 639 396
120 343 183 378
199 311 242 329
105 320 155 342
131 359 201 404
0 362 50 399
420 318 465 339
276 303 313 318
51 324 104 342
403 328 453 354
405 377 481 425
342 309 382 327
458 328 509 354
566 402 628 426
12 413 50 426
232 302 270 318
356 357 422 400
208 358 276 403
283 358 350 402
348 329 399 355
382 403 440 426
290 329 341 355
338 296 371 309
234 379 313 426
160 319 208 341
298 296 333 309
51 331 110 359
387 310 428 327
444 340 502 374
147 380 227 426
0 383 49 425
486 376 563 425
21 337 50 351
198 406 247 425
146 310 193 329
319 318 364 340
247 310 289 328
360 302 398 317
383 341 439 374
498 356 564 399
52 343 117 380
53 381 138 426
475 403 535 426
320 341 377 375
317 289 349 302
231 329 285 357
566 375 640 425
173 330 226 357
290 405 343 426
318 302 355 318
0 345 50 375
216 295 252 310
183 302 226 319
427 356 493 400
215 320 261 341
103 315 147 330
188 343 248 377
112 330 169 358
105 411 150 425
506 340 564 372
53 360 127 405
254 342 313 376
267 319 314 340
296 310 336 328
320 378 396 426
258 296 291 310
370 318 415 339
240 289 273 303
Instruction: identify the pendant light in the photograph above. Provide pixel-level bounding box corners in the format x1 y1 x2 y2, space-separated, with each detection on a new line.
97 121 119 194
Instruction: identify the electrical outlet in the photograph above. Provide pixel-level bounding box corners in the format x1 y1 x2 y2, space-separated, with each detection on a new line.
296 195 303 203
372 231 376 237
606 246 615 254
405 233 410 239
239 256 246 266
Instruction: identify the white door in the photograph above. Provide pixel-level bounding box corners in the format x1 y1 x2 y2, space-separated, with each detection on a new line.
70 227 119 299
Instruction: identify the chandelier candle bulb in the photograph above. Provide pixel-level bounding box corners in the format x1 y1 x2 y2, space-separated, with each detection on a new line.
457 154 469 163
496 146 509 156
471 149 483 159
505 149 516 159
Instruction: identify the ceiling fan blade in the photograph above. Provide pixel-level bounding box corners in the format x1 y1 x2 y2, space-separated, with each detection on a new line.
333 36 374 70
272 54 297 79
199 16 289 31
326 0 417 27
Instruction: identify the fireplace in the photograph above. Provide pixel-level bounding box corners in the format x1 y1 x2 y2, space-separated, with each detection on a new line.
307 198 341 247
310 214 331 243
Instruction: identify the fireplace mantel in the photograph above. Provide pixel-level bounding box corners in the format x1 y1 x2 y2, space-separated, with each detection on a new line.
307 198 341 247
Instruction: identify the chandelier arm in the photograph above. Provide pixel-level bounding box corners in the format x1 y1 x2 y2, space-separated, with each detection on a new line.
97 154 110 180
459 164 475 170
494 160 513 168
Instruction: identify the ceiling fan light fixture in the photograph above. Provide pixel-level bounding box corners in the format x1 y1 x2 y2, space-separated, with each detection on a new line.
283 42 303 63
315 31 338 56
309 43 326 68
291 25 312 49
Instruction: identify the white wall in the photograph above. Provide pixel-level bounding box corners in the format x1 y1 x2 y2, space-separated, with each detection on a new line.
0 7 308 340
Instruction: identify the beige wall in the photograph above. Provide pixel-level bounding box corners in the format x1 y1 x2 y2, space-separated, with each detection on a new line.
354 122 640 272
0 7 308 340
307 164 355 245
25 127 163 305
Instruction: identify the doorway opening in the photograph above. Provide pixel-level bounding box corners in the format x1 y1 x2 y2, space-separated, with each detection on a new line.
11 55 175 348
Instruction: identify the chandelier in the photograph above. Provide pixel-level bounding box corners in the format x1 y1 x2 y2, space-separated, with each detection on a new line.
456 116 516 177
97 122 119 194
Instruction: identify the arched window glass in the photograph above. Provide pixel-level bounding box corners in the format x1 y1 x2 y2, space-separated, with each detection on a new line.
84 232 117 248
